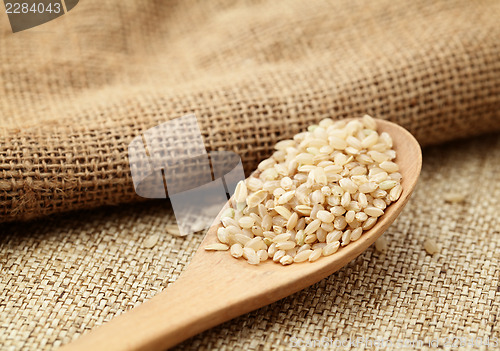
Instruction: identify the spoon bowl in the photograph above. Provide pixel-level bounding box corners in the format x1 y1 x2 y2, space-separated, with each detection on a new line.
61 119 422 351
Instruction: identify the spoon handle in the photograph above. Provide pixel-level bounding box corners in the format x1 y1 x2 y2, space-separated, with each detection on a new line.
58 253 279 351
59 267 244 351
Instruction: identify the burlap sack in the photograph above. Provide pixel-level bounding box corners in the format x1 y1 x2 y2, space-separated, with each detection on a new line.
1 0 499 222
1 0 500 349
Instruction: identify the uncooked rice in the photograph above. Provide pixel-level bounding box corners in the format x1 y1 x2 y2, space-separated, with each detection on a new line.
443 192 467 203
205 243 230 251
375 236 388 253
423 239 439 255
207 116 403 265
143 234 160 249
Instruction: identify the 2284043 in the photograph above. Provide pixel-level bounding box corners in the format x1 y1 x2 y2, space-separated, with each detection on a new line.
5 2 61 14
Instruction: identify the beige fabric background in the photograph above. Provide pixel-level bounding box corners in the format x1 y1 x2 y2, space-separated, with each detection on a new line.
0 0 499 349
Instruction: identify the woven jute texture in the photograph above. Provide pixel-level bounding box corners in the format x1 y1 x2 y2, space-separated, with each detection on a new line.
1 133 499 350
1 0 500 222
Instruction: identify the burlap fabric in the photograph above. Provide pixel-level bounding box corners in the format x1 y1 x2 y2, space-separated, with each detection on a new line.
1 134 499 350
1 0 499 222
1 0 500 350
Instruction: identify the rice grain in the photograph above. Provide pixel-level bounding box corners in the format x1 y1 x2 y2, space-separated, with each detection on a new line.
323 242 340 256
230 244 244 258
205 243 229 251
375 237 388 253
143 234 160 249
294 250 313 263
424 239 439 255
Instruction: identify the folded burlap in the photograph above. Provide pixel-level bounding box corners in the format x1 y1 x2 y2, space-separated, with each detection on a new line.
0 0 499 223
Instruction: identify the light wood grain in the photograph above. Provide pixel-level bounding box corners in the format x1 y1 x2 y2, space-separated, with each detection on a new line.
59 119 422 351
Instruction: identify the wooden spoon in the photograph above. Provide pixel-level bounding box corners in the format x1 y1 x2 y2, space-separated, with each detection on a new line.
60 119 422 351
